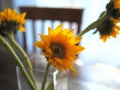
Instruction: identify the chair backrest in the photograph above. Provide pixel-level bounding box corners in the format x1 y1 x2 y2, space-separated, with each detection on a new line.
19 7 83 54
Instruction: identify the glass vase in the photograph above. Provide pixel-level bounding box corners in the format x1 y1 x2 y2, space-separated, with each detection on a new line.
55 71 69 90
16 66 59 90
16 66 69 90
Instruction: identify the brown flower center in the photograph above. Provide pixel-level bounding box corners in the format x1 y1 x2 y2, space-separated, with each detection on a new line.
97 19 114 35
106 1 120 19
50 42 66 59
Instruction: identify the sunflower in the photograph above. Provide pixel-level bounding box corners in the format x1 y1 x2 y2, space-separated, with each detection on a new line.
96 17 120 42
97 0 120 42
113 0 120 9
34 24 84 74
0 8 26 36
106 0 120 19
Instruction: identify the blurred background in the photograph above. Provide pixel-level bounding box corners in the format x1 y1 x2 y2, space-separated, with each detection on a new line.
1 0 120 90
1 0 120 66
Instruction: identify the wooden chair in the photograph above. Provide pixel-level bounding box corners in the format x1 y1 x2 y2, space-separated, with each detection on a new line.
19 7 83 54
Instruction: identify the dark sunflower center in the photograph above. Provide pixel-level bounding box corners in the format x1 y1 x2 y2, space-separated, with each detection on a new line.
50 43 66 59
106 1 120 19
0 20 19 36
96 19 114 35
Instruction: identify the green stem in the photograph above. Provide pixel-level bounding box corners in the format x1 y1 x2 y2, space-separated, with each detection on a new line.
7 33 37 88
46 79 53 90
41 63 51 90
0 35 37 90
8 34 32 68
78 12 107 36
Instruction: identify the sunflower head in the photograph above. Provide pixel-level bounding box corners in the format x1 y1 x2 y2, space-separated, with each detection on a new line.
0 8 26 36
34 24 85 74
95 17 120 42
106 0 120 19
